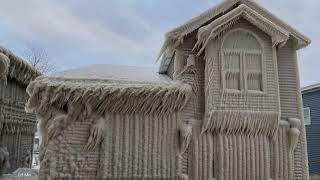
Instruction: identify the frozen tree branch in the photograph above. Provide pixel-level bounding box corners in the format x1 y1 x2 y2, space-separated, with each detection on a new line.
23 45 56 75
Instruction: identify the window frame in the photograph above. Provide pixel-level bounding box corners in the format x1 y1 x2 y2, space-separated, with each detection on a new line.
220 29 266 94
303 107 311 126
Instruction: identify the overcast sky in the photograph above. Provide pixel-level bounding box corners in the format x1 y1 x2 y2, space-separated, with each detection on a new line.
0 0 318 87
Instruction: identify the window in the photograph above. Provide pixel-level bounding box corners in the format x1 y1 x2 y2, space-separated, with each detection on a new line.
223 51 241 90
221 30 263 92
303 107 311 125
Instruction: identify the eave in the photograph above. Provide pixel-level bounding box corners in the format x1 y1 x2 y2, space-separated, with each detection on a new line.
26 77 192 116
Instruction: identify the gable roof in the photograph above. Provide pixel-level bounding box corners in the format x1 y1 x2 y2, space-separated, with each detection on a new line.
159 0 311 73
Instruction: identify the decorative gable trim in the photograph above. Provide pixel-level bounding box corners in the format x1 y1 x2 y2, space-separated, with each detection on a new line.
195 4 290 55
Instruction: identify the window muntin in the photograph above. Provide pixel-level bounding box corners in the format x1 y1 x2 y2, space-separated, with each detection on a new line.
221 30 264 92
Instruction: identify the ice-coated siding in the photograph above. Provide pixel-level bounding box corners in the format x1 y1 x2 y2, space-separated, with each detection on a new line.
205 19 279 113
277 39 309 179
175 31 205 121
0 79 37 173
45 113 181 179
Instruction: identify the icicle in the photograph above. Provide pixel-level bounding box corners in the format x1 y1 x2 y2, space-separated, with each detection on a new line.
46 113 68 141
178 173 189 180
204 110 279 137
0 53 10 84
0 146 10 177
26 77 192 116
83 117 106 152
178 121 193 154
288 118 301 153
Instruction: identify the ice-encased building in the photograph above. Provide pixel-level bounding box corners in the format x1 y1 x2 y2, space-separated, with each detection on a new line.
0 47 40 175
26 0 311 179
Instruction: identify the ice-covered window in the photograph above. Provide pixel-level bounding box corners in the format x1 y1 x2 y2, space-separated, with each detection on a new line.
221 30 264 92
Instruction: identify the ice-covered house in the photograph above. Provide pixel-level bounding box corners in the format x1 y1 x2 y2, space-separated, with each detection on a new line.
0 47 40 175
26 0 311 179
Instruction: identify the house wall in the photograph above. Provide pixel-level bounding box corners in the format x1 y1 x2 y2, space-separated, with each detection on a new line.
162 17 310 179
41 111 180 179
302 90 320 175
0 79 36 173
277 40 309 179
52 119 100 179
0 78 29 102
101 113 180 179
191 19 279 180
175 32 205 122
188 131 272 180
176 18 309 180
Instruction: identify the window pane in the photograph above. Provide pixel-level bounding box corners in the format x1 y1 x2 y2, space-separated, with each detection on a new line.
222 30 264 93
303 107 311 125
222 31 261 50
224 52 240 71
246 53 262 71
247 72 262 91
223 52 241 90
225 72 240 90
245 53 262 91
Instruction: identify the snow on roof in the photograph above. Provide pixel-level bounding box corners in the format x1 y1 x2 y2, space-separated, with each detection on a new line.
53 64 173 83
